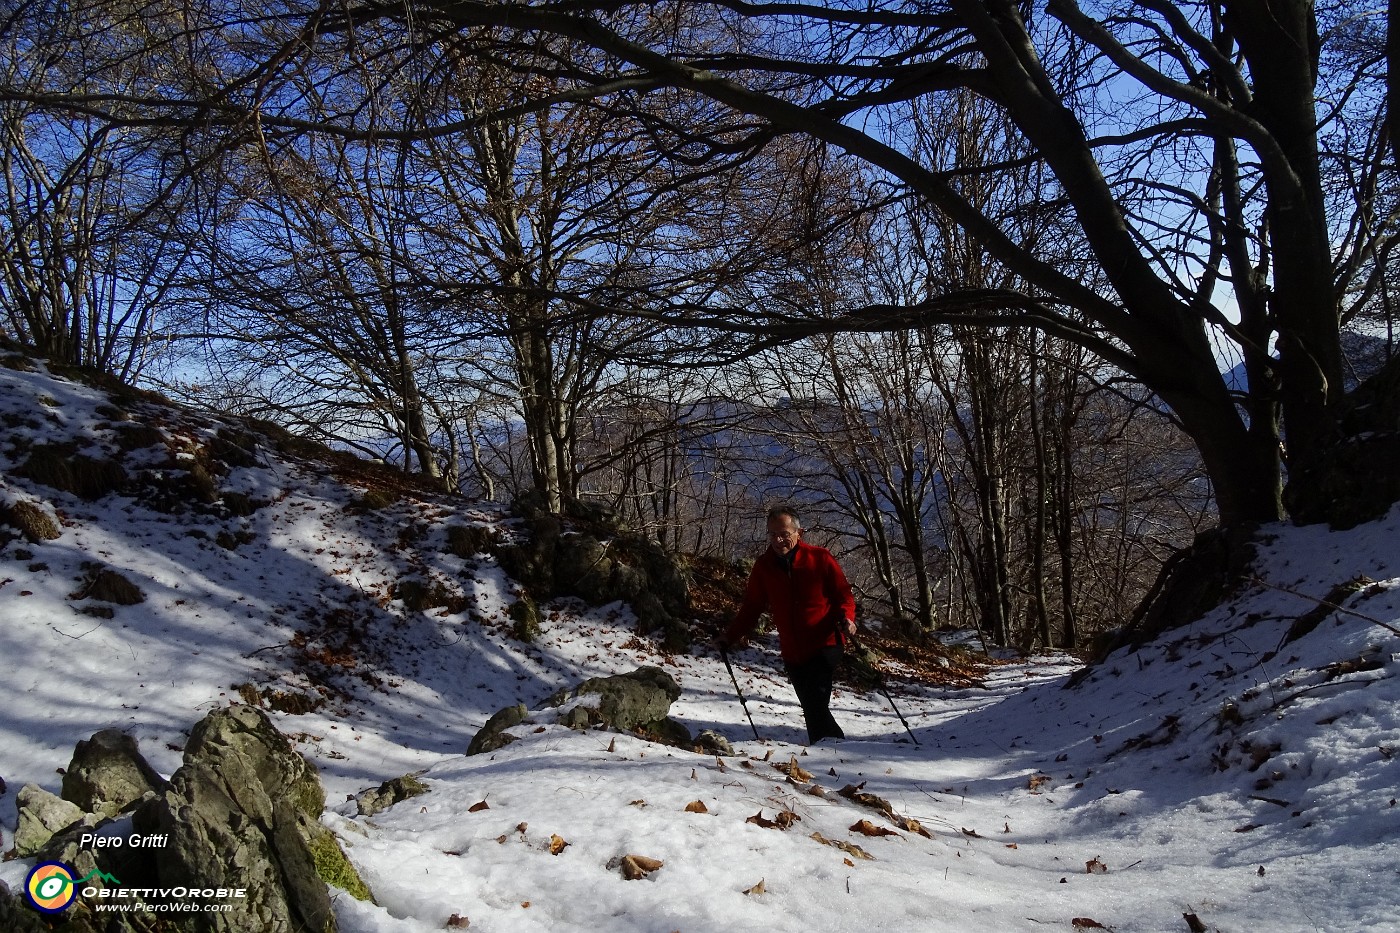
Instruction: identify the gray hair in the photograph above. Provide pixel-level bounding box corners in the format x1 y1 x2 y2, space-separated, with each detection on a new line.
766 506 802 530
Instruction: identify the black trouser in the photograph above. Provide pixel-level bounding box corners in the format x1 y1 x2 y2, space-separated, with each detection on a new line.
786 646 844 744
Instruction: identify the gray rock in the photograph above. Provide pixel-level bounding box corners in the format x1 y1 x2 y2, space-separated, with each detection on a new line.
694 730 734 756
545 666 681 732
61 728 167 818
140 705 370 931
0 879 52 933
14 783 85 856
467 703 529 756
355 774 430 817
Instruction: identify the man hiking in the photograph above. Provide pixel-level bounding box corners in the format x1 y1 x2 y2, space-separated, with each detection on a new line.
717 507 857 744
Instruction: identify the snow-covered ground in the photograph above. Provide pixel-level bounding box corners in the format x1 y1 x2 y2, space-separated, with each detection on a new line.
1 357 1397 932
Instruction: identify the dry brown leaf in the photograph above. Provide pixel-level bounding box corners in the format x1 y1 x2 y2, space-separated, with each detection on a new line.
893 816 933 838
468 800 490 813
1071 919 1107 929
810 831 874 861
960 827 982 838
549 834 569 855
850 819 901 838
774 755 813 783
1028 774 1051 793
743 879 766 896
1085 857 1108 874
447 914 470 928
607 737 616 753
684 800 709 813
613 854 664 880
746 809 799 830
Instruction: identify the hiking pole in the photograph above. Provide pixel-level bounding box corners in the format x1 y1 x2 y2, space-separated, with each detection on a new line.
842 629 920 746
720 645 761 741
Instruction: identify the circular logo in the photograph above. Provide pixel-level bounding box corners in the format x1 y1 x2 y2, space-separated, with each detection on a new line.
24 861 78 913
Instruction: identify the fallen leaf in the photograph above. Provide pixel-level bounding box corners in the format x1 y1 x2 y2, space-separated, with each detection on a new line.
1085 857 1108 874
960 827 982 839
1005 843 1019 849
468 800 490 813
629 799 647 807
775 755 813 783
447 913 470 927
810 831 874 861
1028 774 1051 793
746 810 780 829
743 879 766 895
548 834 568 855
607 737 616 752
684 800 708 813
612 854 664 880
1184 912 1208 933
894 816 933 838
850 819 901 838
1071 919 1107 929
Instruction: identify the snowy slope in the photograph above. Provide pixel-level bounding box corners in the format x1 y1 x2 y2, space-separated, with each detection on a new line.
1 357 1397 933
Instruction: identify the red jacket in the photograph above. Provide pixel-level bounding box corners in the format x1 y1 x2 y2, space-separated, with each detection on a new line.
724 541 856 665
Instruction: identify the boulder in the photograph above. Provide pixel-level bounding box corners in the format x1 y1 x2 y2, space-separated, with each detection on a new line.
544 666 682 732
0 880 51 933
467 703 529 756
14 783 86 856
61 728 167 818
469 668 693 754
140 705 371 931
355 774 430 817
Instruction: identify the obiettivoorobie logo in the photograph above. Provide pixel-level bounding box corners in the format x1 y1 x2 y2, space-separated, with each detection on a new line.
24 862 119 913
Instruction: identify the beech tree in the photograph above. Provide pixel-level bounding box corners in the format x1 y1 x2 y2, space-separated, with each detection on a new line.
317 0 1394 533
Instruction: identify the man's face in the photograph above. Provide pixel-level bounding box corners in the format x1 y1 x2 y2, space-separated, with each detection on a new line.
766 515 801 557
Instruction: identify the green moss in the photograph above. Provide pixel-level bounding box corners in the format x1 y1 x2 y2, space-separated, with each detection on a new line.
308 827 373 902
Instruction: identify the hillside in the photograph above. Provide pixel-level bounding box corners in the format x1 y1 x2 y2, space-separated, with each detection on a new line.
1 355 1398 932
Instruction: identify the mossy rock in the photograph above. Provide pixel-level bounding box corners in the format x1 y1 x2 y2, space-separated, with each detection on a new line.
0 500 60 542
307 822 373 902
222 492 266 517
467 703 529 755
211 428 261 468
446 523 499 558
354 774 430 817
72 567 145 605
510 591 541 642
395 577 458 612
111 423 165 451
17 445 127 500
545 667 682 732
352 488 398 511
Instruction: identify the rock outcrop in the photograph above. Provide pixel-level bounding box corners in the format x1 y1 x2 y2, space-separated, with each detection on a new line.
61 728 168 818
5 707 371 932
468 667 692 754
